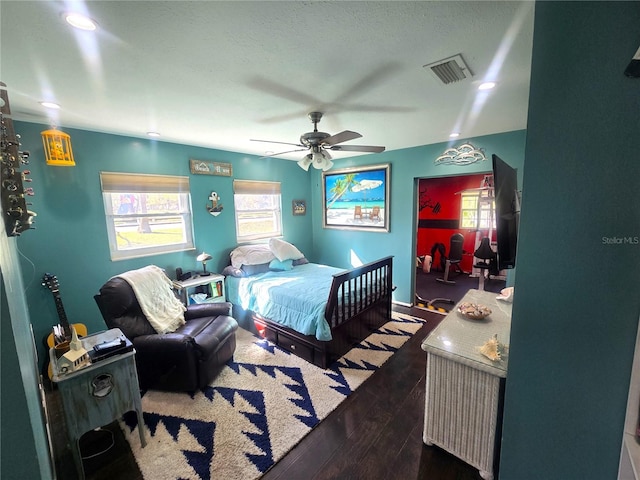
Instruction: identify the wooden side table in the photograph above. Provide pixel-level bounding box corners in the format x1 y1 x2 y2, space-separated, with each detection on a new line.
173 273 225 305
50 328 146 479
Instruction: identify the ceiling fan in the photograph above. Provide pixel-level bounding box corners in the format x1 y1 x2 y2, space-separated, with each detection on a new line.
250 112 385 171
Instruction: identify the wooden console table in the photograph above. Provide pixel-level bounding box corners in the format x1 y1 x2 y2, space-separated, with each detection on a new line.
50 328 146 479
421 289 512 480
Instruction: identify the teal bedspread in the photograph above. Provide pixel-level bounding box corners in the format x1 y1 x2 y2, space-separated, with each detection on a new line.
225 263 345 341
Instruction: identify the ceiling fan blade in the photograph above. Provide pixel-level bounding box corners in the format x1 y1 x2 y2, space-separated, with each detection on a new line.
258 110 311 124
332 63 402 104
251 138 304 148
329 145 386 153
335 103 415 114
262 148 308 157
246 76 320 106
322 130 362 146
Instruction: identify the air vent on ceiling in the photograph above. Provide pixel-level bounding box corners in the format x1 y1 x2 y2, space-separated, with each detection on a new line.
423 54 473 85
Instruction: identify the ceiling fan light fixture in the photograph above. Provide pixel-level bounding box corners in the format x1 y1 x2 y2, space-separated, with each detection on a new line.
297 154 312 171
255 112 384 169
311 152 324 170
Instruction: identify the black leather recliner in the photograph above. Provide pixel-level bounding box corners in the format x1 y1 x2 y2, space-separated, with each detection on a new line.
94 276 238 392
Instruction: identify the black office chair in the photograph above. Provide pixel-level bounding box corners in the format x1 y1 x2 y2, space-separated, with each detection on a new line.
436 233 465 285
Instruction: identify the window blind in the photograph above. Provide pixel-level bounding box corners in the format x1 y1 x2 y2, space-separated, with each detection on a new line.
100 172 190 193
233 179 281 195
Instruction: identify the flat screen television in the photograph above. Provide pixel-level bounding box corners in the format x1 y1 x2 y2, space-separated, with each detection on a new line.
492 154 520 270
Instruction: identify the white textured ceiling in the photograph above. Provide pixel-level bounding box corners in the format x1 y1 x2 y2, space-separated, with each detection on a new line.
1 1 535 161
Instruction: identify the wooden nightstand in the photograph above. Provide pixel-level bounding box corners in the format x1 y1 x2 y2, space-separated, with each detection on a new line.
49 328 146 479
173 273 226 305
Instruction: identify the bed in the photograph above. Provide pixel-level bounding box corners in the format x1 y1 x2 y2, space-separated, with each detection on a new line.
224 242 393 368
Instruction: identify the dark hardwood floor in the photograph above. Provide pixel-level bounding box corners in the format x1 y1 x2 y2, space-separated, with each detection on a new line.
415 267 505 312
47 305 482 480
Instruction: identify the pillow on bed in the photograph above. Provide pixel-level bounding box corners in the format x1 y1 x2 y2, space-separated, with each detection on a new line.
230 244 275 268
241 262 271 276
269 258 293 271
222 265 245 278
269 238 304 262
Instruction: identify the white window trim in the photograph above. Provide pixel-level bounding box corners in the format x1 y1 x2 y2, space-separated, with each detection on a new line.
100 172 195 261
233 179 282 243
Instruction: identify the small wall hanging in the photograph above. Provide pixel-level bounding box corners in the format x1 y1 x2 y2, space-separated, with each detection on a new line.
42 128 75 166
207 191 223 216
292 200 306 216
434 143 486 166
190 159 232 176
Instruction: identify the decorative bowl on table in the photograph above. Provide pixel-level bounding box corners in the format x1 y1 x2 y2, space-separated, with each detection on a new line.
457 302 492 320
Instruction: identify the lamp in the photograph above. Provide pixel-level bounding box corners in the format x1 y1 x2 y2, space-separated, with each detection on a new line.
196 252 212 276
41 128 75 166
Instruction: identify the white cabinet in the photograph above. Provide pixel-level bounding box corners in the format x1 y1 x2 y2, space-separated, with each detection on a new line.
173 273 225 305
421 289 512 480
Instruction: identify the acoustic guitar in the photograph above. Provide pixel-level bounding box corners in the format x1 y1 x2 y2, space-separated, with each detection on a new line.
42 273 88 378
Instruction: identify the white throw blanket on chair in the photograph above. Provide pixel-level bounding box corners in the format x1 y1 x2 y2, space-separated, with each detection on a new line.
117 265 186 334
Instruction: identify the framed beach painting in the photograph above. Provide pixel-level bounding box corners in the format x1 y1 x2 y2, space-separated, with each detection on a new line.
322 164 390 232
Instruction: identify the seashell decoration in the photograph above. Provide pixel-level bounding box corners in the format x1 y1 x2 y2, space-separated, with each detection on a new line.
458 302 492 320
478 334 506 361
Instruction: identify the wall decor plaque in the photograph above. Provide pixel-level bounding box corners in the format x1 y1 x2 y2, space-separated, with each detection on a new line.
434 143 486 166
292 200 306 216
190 159 233 176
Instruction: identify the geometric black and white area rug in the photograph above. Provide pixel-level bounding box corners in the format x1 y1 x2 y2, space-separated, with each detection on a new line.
121 312 425 480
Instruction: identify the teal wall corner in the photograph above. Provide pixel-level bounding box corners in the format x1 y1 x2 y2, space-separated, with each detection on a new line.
499 2 640 479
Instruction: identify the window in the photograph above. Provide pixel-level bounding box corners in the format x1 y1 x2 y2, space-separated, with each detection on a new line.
100 172 194 261
233 180 282 243
460 190 496 230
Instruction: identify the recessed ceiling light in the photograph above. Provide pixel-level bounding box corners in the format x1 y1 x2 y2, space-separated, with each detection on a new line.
147 132 161 138
64 13 98 31
449 132 460 138
478 82 496 91
40 101 60 110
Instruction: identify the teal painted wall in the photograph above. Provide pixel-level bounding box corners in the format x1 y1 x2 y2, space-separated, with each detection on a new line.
1 274 49 480
12 122 313 363
309 130 526 302
1 237 53 477
500 2 640 479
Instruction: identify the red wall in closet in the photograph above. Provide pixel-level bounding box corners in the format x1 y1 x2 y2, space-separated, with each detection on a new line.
417 173 493 272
